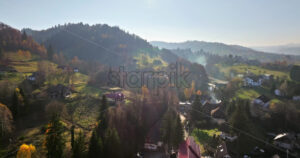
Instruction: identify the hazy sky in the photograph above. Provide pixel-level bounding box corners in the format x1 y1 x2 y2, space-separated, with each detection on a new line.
1 0 300 46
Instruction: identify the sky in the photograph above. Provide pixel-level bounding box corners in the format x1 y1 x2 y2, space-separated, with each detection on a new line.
0 0 300 47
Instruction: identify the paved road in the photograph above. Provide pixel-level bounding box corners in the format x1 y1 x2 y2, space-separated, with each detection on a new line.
144 151 167 158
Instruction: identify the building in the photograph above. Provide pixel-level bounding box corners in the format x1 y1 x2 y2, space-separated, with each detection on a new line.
215 142 231 158
253 95 270 108
244 76 262 87
274 89 282 96
28 72 38 81
47 84 75 99
178 136 201 158
293 96 300 101
105 92 125 101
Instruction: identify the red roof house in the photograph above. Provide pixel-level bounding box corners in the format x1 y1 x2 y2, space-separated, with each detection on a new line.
178 136 201 158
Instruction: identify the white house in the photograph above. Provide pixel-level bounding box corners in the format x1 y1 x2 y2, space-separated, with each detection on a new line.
27 72 37 81
274 89 282 96
73 68 79 72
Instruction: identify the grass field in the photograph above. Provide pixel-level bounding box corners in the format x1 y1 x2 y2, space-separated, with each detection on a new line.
192 128 221 154
217 64 290 79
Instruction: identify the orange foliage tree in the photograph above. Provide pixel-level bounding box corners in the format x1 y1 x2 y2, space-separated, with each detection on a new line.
17 144 36 158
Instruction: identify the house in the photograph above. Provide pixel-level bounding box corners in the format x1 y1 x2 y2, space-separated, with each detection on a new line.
253 95 270 108
274 89 282 96
47 84 75 99
178 101 191 113
178 136 201 158
27 72 38 81
244 76 262 87
57 65 76 72
73 67 79 72
293 96 300 101
220 132 238 142
105 92 125 101
273 133 297 150
215 142 231 158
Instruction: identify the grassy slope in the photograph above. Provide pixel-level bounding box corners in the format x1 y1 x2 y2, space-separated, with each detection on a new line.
217 64 290 79
1 51 106 157
192 128 221 154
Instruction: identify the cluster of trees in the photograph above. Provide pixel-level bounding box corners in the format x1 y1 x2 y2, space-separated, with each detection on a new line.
0 25 47 58
160 108 184 150
88 95 122 158
189 94 210 128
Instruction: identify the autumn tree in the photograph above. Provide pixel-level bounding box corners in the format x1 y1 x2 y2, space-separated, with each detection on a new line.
0 103 13 138
141 85 149 98
17 144 36 158
45 101 67 119
184 80 195 101
45 114 65 158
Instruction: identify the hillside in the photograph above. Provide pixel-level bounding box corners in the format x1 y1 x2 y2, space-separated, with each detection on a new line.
151 41 297 62
23 23 167 66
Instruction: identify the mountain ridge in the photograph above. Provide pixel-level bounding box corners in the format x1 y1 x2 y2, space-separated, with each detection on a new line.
151 40 298 62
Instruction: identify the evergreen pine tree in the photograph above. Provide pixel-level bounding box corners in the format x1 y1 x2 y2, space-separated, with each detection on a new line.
104 128 122 158
73 131 86 158
189 94 206 127
11 90 19 118
47 45 54 60
21 31 27 40
97 95 108 138
70 125 75 150
0 48 3 60
45 114 65 158
88 129 103 158
173 115 184 148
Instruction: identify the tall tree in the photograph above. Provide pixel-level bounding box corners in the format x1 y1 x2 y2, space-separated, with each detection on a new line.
70 125 75 150
21 31 27 40
88 129 103 158
72 131 86 158
47 45 54 60
173 115 184 148
0 48 3 60
97 95 108 138
104 128 122 158
189 94 206 128
45 114 65 158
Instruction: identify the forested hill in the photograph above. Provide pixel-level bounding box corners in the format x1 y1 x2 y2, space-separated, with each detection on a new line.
0 22 47 57
23 23 164 65
151 41 297 62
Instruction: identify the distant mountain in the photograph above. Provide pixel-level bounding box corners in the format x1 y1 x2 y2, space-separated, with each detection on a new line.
252 44 300 56
151 41 295 62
